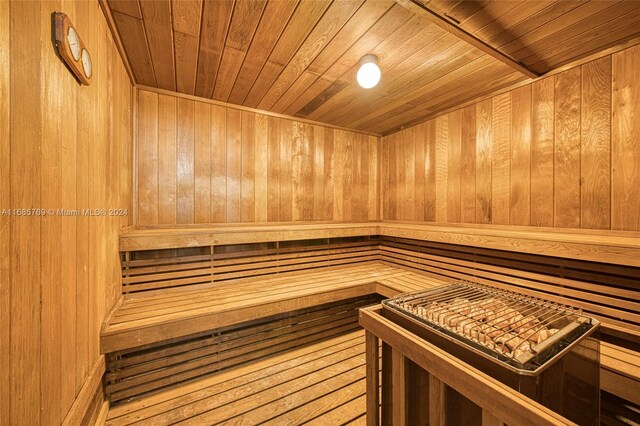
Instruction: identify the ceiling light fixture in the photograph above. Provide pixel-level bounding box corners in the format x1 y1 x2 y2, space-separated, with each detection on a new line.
356 54 380 89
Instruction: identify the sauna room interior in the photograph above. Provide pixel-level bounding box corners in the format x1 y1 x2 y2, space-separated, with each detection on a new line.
1 0 640 424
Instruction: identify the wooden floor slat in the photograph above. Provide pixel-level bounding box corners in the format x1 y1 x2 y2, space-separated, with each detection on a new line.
106 331 376 425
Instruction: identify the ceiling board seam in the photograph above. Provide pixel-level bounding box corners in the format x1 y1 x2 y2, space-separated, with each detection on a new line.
523 5 640 72
135 0 158 87
293 8 422 120
490 1 586 51
206 0 237 100
513 2 625 61
239 0 305 105
266 0 371 112
284 2 405 115
253 0 346 110
220 0 269 103
190 0 205 97
169 1 177 92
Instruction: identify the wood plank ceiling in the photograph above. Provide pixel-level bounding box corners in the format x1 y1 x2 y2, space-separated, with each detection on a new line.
106 0 640 134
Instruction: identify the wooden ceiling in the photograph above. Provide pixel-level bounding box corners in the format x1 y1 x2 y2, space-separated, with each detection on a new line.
105 0 640 134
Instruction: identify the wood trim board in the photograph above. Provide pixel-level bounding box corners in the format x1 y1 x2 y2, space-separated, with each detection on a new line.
119 222 640 267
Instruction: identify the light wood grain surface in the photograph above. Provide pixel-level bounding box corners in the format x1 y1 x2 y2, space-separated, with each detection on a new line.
360 306 577 426
383 44 640 231
103 0 640 134
0 1 9 424
106 331 372 425
135 88 381 226
2 1 131 423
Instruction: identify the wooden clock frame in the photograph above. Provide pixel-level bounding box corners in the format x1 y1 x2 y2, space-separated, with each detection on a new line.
53 12 92 86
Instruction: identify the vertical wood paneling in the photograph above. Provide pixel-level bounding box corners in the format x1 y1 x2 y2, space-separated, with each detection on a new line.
194 102 211 223
414 124 426 221
531 77 555 227
267 116 280 221
137 91 159 224
402 128 416 221
352 134 365 221
581 57 611 230
211 105 227 222
491 93 511 225
612 44 640 231
323 128 335 220
226 109 242 222
381 45 639 232
41 0 64 420
387 133 397 220
291 122 312 221
342 131 353 221
554 68 582 228
60 8 78 404
475 100 492 224
510 85 531 225
280 121 293 221
10 2 42 422
158 95 177 224
75 4 91 393
4 0 132 423
177 99 195 223
395 131 405 221
435 116 448 222
313 126 325 221
382 132 390 221
460 106 476 224
241 112 256 222
137 97 381 226
333 131 345 220
368 135 379 220
424 120 436 222
255 115 269 222
448 111 462 223
301 124 314 221
0 0 9 421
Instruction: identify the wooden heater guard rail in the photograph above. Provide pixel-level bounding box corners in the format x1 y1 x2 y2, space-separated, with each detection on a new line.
359 305 576 426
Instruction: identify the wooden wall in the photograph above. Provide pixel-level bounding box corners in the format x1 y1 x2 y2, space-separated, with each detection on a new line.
0 1 132 424
135 89 380 225
382 44 640 231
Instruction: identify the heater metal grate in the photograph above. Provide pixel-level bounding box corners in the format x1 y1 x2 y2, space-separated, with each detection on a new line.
383 281 599 371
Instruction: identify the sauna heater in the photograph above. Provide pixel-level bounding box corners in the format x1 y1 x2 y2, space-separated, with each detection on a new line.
382 281 600 425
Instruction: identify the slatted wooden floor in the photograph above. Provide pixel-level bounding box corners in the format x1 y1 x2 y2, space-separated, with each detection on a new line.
106 331 374 425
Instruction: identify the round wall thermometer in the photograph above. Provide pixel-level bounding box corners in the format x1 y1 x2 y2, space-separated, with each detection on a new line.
53 12 92 85
81 49 92 79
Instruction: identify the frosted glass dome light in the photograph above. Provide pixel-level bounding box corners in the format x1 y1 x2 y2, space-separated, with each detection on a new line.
357 55 380 89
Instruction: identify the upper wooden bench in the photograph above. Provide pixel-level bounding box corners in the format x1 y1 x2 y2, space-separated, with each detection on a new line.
120 221 640 267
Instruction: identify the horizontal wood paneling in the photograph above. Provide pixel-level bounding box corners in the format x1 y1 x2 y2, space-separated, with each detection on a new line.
2 0 132 423
382 44 640 231
135 89 380 225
